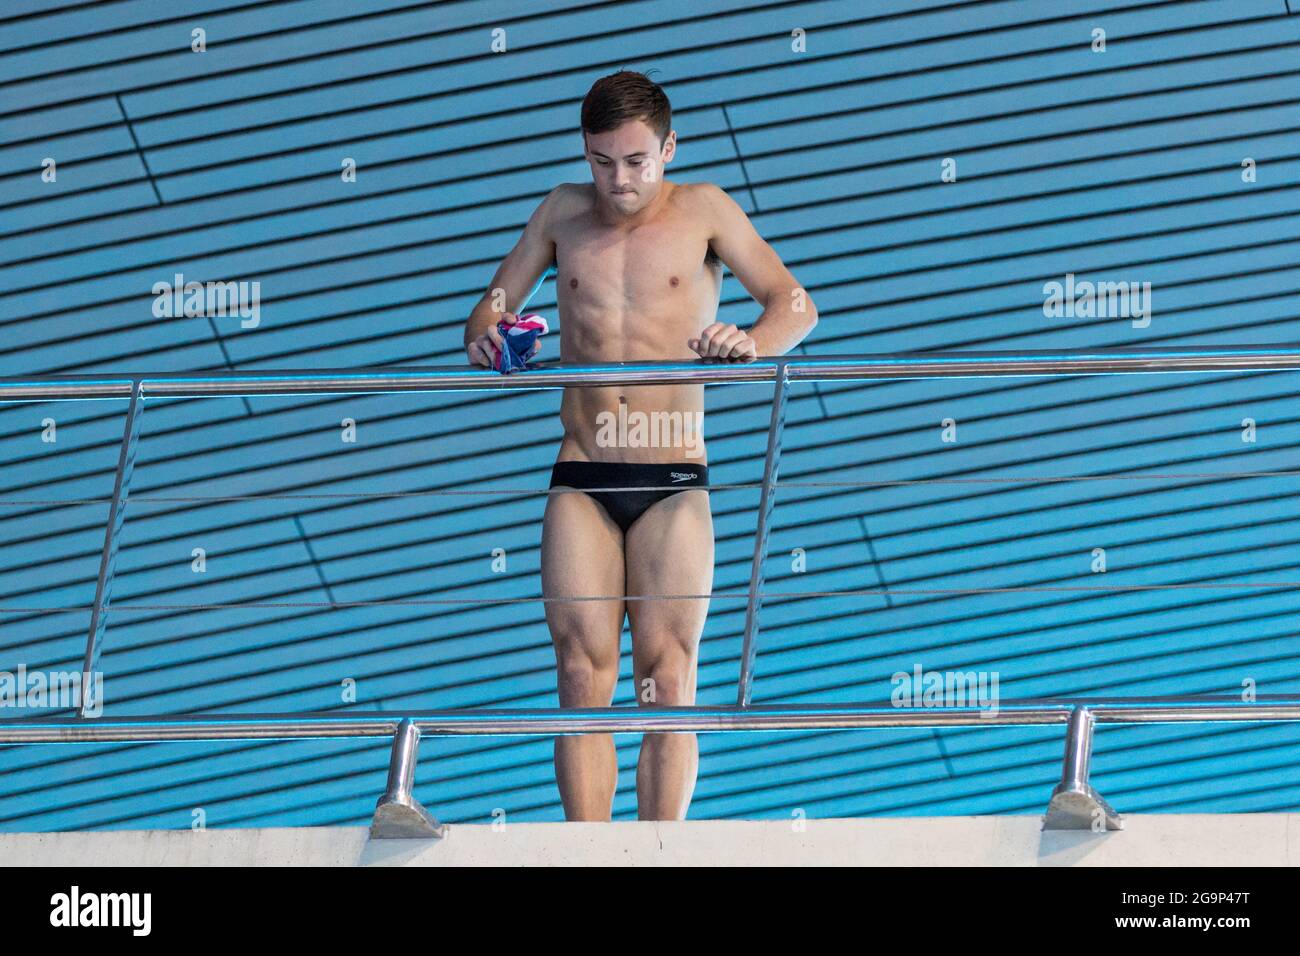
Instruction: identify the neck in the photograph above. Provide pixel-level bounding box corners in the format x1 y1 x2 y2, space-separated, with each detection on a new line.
597 179 673 227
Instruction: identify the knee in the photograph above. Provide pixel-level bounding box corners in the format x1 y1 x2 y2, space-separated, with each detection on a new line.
637 649 697 706
555 651 619 707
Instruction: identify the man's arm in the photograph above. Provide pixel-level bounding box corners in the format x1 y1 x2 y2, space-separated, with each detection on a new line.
464 187 561 366
694 183 818 359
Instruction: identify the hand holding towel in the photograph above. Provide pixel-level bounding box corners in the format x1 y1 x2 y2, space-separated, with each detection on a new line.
492 313 549 374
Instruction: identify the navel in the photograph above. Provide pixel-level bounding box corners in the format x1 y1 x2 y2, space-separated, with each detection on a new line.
569 277 579 289
669 276 680 287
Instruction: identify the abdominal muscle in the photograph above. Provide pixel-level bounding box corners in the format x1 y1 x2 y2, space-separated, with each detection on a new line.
557 382 708 466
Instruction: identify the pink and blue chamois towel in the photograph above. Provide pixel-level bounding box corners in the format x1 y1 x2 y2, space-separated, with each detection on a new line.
492 314 549 373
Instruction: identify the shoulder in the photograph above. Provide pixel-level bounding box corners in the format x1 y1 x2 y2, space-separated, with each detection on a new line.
676 179 738 209
672 181 749 233
671 181 732 213
526 184 593 240
546 182 596 217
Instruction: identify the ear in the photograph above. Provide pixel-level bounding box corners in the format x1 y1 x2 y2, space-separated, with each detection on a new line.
661 130 677 164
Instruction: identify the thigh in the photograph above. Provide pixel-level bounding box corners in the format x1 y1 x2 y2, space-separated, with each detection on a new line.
624 489 714 677
540 485 627 671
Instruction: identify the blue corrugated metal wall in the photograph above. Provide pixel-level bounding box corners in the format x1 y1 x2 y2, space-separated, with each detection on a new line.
2 0 1300 830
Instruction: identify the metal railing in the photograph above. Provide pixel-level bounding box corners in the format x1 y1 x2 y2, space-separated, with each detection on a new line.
4 345 1300 836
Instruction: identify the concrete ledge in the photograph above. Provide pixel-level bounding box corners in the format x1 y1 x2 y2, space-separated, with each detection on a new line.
5 814 1300 866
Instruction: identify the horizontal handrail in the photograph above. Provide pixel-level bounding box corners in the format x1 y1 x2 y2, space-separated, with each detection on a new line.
5 346 1300 401
3 697 1299 743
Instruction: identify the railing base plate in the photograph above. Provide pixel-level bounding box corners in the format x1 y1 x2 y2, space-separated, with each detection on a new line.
1043 784 1123 831
370 795 447 840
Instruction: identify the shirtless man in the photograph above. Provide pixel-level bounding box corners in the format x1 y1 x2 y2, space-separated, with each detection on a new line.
464 71 817 821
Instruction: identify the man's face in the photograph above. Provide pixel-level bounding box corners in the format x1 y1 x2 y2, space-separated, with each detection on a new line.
583 119 675 214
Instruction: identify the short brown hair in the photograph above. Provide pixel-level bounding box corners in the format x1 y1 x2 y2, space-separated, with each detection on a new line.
581 70 672 145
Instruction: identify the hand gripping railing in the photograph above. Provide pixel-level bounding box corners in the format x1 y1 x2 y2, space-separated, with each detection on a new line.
5 346 1300 836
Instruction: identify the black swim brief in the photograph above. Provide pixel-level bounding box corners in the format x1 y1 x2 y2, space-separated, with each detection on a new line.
549 460 710 534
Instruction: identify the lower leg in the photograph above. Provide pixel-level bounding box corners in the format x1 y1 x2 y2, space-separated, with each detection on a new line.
636 731 698 820
555 733 618 821
554 657 620 821
635 656 700 820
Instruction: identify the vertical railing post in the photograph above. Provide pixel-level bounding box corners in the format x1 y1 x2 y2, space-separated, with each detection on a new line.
1061 705 1094 790
736 362 789 707
78 380 144 718
370 718 446 839
1043 706 1123 830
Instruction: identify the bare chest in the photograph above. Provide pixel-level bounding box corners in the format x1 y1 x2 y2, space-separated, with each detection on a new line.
554 216 718 307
